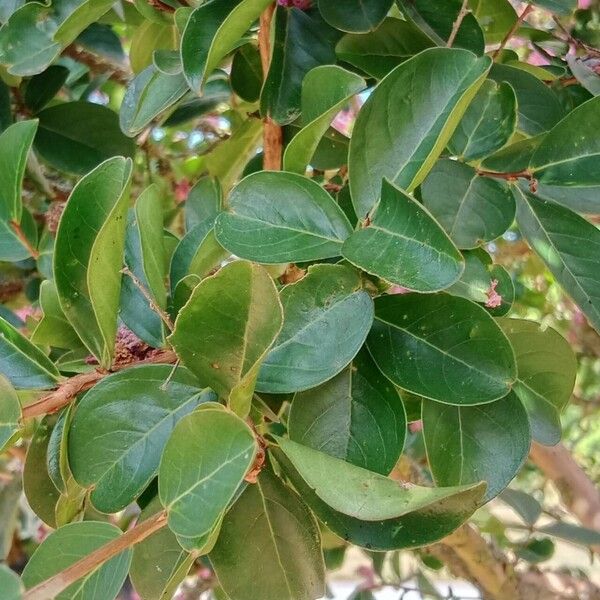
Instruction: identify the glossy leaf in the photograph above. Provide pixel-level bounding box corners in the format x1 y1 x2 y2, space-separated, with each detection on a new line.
231 43 263 102
23 65 69 113
36 101 136 174
335 18 432 79
23 417 60 528
257 264 374 394
289 348 406 475
423 392 530 501
498 318 577 445
283 66 365 174
0 565 22 600
210 470 325 600
273 439 486 550
181 0 271 93
398 0 485 53
215 171 353 263
448 80 517 161
0 315 59 389
31 280 83 350
421 159 516 249
185 176 223 231
367 293 516 405
342 179 464 291
0 375 20 452
515 187 600 334
538 521 600 547
69 365 212 513
567 56 600 96
130 496 195 600
54 157 133 368
0 207 37 262
0 119 37 221
158 407 257 543
318 0 393 33
499 488 542 525
480 134 545 174
349 48 491 216
471 0 517 45
530 96 600 186
120 65 189 137
529 0 576 15
261 6 341 124
22 521 132 600
169 261 283 416
490 64 564 136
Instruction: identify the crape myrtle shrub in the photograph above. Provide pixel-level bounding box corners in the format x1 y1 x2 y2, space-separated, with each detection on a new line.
0 0 599 599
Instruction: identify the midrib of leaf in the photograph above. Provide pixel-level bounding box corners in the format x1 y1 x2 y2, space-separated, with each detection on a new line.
0 327 60 380
257 480 295 598
374 315 510 392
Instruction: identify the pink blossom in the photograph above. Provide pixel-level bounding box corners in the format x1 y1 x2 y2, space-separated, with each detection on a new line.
409 420 423 433
485 279 503 309
278 0 312 9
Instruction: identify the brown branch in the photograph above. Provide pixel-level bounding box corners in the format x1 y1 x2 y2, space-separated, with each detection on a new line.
447 0 470 48
259 3 282 171
530 442 600 545
477 169 533 181
9 220 39 259
23 511 168 600
493 3 534 59
63 45 131 86
21 349 177 420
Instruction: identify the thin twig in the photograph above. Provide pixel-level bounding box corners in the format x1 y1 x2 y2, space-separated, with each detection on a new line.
552 15 600 57
23 511 168 600
447 0 470 48
259 3 282 171
476 169 532 181
493 3 534 59
121 266 174 331
9 220 39 259
63 45 131 85
21 349 177 420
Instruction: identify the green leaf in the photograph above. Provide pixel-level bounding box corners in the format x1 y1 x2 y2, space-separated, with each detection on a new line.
120 65 189 137
257 264 374 394
470 0 517 45
538 521 600 547
130 496 195 600
23 417 60 528
0 315 59 389
530 96 600 186
289 348 406 475
169 261 283 416
158 407 257 544
69 365 213 513
0 375 20 452
499 488 542 525
515 187 600 334
22 521 132 600
448 80 517 160
54 156 133 368
367 293 516 405
0 565 22 600
129 21 175 74
283 66 365 174
497 318 576 445
489 64 564 136
535 183 600 215
342 179 464 291
0 207 37 262
447 248 514 316
169 218 227 296
318 0 393 33
23 65 69 113
0 119 37 222
181 0 271 93
261 6 342 125
480 134 545 174
335 18 432 80
31 280 84 350
231 43 262 103
273 438 486 550
205 118 262 193
567 56 600 96
398 0 485 53
423 392 530 501
210 470 325 600
421 159 516 249
215 171 353 263
517 537 554 563
35 101 136 175
349 47 491 216
185 176 223 231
